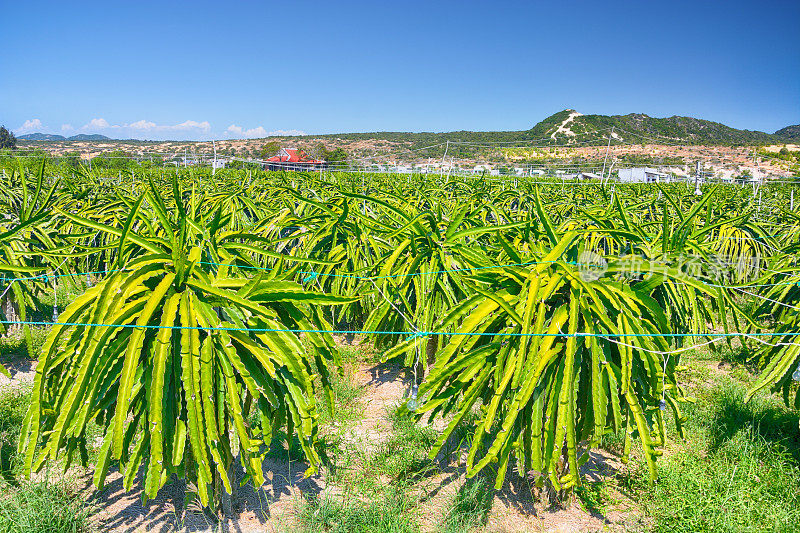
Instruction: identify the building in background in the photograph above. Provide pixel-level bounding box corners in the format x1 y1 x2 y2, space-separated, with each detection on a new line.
265 148 325 171
617 167 670 183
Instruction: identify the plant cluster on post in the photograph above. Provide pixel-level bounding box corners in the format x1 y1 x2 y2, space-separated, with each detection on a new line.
17 177 353 512
747 263 800 411
0 161 61 361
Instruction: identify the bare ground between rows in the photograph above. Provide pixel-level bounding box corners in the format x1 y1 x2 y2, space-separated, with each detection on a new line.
0 354 36 390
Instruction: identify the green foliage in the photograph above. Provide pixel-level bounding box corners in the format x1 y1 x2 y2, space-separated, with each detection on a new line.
17 176 354 509
260 141 281 159
371 407 438 480
440 476 494 533
625 378 800 533
775 124 800 142
0 480 93 533
315 354 364 427
295 488 418 533
0 127 16 151
0 387 30 482
317 145 348 166
532 110 782 146
87 150 136 169
574 480 613 516
0 159 798 511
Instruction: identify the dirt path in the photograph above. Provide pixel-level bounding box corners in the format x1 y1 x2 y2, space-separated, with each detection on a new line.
0 355 36 390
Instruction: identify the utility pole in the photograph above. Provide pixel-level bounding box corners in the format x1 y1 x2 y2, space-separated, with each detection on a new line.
441 140 450 180
212 140 217 178
601 126 613 185
694 161 702 196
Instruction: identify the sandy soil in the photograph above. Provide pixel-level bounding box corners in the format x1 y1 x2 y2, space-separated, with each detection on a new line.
0 354 36 388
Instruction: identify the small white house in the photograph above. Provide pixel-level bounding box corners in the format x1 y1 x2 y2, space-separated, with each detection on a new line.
578 172 602 181
618 167 669 183
558 172 601 181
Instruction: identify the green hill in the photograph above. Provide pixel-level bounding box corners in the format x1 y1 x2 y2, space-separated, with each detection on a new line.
775 124 800 142
315 110 791 153
531 110 781 145
18 133 66 141
19 133 112 141
67 134 112 141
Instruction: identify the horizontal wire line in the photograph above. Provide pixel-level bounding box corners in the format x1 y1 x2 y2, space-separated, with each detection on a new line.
0 319 794 338
2 258 798 289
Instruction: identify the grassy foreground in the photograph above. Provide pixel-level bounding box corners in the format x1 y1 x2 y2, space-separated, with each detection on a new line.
0 340 798 532
619 352 800 533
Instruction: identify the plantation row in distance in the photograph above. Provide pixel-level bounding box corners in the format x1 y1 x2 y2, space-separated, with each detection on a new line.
0 157 798 517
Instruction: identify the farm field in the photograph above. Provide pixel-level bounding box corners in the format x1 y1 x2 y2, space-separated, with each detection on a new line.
0 159 799 532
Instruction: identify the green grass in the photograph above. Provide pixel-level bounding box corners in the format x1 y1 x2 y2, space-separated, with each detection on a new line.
0 386 30 482
0 327 48 360
575 479 613 517
440 476 494 533
0 480 93 533
318 354 364 427
622 378 800 533
294 487 418 533
0 388 97 533
370 406 438 481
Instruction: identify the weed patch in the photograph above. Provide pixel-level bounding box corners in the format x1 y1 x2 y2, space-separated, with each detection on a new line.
0 480 93 533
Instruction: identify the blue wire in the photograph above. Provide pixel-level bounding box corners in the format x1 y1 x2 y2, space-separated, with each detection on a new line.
0 319 795 338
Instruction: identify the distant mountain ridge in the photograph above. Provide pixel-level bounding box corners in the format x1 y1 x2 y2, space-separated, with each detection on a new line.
775 124 800 142
14 112 799 146
18 133 112 141
529 110 795 145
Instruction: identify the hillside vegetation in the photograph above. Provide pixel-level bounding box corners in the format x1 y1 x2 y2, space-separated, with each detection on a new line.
16 112 798 158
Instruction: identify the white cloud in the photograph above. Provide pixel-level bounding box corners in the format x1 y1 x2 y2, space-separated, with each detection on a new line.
82 117 113 130
76 118 213 139
14 117 298 141
268 129 305 137
14 119 44 134
173 120 211 133
129 120 157 131
226 124 268 138
226 124 304 138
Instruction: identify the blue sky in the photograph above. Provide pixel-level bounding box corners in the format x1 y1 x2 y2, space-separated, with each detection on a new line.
2 0 798 140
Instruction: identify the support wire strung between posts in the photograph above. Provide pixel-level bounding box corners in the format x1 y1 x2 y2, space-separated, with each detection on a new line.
368 278 421 410
52 273 58 321
599 334 728 410
739 333 800 382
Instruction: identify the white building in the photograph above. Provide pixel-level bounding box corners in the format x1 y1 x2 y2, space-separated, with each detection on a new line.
472 164 493 174
578 172 602 180
558 172 601 181
618 167 670 183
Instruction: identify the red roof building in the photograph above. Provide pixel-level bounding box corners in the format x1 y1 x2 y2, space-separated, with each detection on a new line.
265 148 325 170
